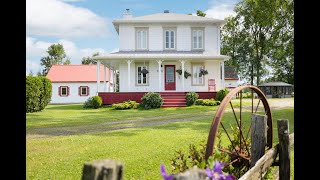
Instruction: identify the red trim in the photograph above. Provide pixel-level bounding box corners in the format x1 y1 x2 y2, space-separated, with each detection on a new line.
225 78 239 80
79 86 89 96
52 81 108 83
59 86 69 97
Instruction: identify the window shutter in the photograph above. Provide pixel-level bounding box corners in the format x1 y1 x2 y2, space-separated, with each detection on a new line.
67 86 70 96
87 87 89 96
79 87 81 96
58 86 61 96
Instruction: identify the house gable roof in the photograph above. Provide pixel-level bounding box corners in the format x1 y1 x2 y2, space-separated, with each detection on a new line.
258 82 293 87
46 65 109 83
224 66 238 80
113 12 226 33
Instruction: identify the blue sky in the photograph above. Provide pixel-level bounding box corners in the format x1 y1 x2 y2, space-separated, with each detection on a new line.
26 0 239 74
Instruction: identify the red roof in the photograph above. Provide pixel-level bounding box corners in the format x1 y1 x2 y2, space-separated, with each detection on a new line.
47 65 110 82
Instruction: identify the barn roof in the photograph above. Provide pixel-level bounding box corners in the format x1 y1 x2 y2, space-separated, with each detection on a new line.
224 66 238 80
46 65 109 83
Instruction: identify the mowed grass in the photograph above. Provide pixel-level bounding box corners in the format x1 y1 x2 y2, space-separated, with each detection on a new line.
26 101 250 130
27 104 293 180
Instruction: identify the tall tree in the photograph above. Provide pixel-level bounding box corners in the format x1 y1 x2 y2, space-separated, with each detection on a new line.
37 71 43 76
40 43 70 76
28 70 34 76
196 10 206 17
81 52 99 65
221 0 293 85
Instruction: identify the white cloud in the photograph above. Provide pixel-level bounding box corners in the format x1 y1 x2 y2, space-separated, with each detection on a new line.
205 4 236 20
58 0 84 2
26 59 41 75
110 48 119 53
26 36 107 71
26 0 110 38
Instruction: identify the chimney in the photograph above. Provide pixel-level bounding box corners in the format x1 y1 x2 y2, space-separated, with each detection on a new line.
123 9 132 19
164 10 169 13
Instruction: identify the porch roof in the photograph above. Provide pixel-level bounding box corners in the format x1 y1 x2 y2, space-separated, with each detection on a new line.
93 51 230 61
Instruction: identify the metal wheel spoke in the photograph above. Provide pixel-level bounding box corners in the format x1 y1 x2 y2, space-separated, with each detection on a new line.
240 90 242 152
245 124 252 142
255 99 261 114
220 122 240 156
251 89 254 114
229 101 251 157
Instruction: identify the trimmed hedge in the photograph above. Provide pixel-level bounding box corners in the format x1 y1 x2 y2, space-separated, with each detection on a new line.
26 76 52 113
195 99 220 106
112 100 139 110
83 96 102 109
215 88 230 102
186 92 199 106
140 92 163 109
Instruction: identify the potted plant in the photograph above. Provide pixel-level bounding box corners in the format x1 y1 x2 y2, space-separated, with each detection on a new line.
199 68 208 77
176 69 191 79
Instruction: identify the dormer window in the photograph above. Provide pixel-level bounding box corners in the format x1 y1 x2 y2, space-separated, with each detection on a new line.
136 27 148 50
164 28 176 50
192 28 204 50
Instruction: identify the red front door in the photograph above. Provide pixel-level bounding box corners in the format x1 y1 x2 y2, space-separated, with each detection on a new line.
165 65 176 90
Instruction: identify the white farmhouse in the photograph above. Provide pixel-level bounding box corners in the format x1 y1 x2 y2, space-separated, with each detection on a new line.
47 65 113 104
94 10 230 107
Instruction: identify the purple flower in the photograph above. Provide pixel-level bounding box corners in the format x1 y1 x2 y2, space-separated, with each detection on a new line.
160 163 174 180
206 161 235 180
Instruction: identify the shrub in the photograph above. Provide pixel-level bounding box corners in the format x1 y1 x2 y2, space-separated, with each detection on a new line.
186 92 199 106
291 92 294 97
83 96 102 109
112 100 139 110
140 92 163 109
26 76 52 113
215 88 230 102
195 99 220 106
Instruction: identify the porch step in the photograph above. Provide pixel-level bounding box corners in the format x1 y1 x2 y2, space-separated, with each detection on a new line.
160 92 186 108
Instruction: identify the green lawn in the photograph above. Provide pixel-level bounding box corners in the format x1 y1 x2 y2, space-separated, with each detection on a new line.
27 104 293 180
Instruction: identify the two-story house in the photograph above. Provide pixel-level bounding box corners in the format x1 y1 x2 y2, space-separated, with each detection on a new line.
94 10 230 107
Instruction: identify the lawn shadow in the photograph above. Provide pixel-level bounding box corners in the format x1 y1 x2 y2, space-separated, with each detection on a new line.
46 104 83 110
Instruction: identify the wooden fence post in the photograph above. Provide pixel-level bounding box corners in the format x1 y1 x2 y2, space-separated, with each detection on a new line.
251 114 267 168
277 119 290 180
82 159 123 180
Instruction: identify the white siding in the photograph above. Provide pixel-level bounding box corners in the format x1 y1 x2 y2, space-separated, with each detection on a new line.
149 25 163 51
119 24 135 51
50 82 110 104
225 80 238 88
177 25 191 51
118 24 219 54
205 25 218 54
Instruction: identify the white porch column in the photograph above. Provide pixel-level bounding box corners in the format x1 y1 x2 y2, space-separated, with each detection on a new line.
156 60 163 92
96 60 101 95
114 70 117 92
221 61 225 89
103 64 107 92
126 60 133 91
113 69 116 92
108 67 111 92
179 60 186 92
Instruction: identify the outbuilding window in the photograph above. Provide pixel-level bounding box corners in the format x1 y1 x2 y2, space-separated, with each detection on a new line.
79 86 89 96
59 86 69 97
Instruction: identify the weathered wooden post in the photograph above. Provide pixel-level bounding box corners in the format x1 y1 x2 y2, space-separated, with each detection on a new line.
277 119 290 180
82 159 123 180
251 114 267 168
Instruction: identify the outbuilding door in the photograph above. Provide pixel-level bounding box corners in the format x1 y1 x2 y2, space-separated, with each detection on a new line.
164 65 176 90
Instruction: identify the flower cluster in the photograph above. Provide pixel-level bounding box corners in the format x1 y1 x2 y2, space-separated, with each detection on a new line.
206 161 235 180
160 161 235 180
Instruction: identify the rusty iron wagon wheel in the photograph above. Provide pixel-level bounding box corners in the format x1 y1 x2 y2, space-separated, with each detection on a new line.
204 85 273 177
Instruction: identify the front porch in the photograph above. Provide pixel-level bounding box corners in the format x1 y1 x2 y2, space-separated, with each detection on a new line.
99 91 217 107
93 51 229 94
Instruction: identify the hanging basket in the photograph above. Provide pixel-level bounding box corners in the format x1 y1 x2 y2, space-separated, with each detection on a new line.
141 67 149 74
176 69 191 79
199 68 208 77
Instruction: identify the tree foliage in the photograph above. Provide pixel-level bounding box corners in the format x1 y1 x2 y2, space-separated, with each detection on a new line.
196 10 206 17
40 43 71 76
221 0 294 85
81 52 99 65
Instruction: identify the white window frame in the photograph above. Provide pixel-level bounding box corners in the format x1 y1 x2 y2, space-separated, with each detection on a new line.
191 63 205 86
135 28 148 50
80 86 88 96
163 28 176 50
191 28 205 50
136 63 149 86
60 86 68 96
